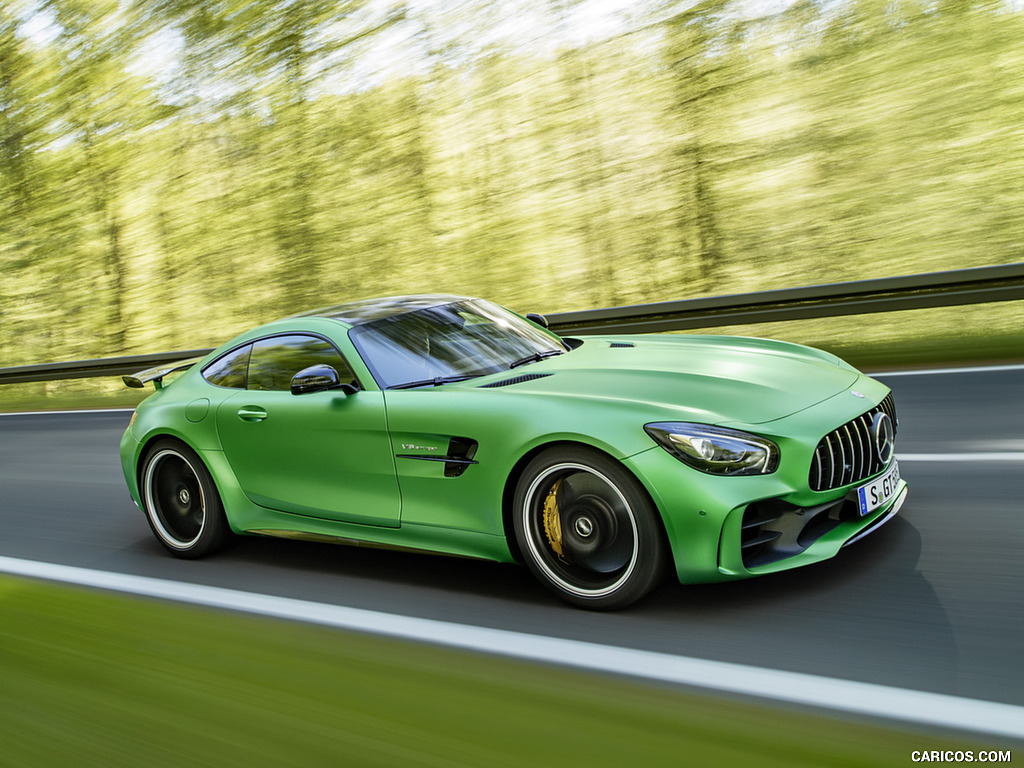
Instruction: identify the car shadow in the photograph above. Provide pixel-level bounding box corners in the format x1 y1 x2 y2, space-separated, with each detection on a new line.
637 515 961 693
123 503 958 695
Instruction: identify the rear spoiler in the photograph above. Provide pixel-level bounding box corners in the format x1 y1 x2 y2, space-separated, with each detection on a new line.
122 357 202 390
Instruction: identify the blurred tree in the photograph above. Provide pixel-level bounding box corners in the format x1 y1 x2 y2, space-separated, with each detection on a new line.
662 0 732 292
0 6 41 363
41 0 157 352
0 8 36 222
139 0 406 315
3 0 1024 368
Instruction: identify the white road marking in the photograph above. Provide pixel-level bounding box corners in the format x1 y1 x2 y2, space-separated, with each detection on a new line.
0 555 1021 740
871 363 1024 377
898 453 1024 462
0 408 135 417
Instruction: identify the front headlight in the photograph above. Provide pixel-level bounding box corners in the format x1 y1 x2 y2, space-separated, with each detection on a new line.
644 422 779 476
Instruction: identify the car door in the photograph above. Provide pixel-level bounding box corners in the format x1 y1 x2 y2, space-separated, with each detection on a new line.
215 333 401 527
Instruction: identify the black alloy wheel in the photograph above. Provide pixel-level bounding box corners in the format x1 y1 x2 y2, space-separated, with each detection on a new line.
141 439 231 558
513 446 670 610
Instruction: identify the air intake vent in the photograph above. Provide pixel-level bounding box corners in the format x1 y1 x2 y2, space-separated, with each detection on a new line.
741 498 850 567
479 373 553 388
609 342 635 348
808 393 898 492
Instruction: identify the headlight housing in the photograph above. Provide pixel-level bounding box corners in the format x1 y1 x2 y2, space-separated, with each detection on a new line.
645 422 780 476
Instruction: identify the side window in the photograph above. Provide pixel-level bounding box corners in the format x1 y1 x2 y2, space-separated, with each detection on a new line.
202 344 252 389
247 335 354 392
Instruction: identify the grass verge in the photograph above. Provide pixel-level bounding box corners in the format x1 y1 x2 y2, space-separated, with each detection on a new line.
0 574 993 767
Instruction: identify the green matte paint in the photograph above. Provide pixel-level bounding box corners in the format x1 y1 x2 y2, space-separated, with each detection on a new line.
120 306 907 585
215 389 401 527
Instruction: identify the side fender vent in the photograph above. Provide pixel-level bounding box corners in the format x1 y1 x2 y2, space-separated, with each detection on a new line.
609 342 635 348
444 437 478 478
480 373 553 388
395 436 479 478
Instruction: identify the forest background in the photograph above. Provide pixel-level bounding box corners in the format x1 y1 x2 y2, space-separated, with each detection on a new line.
2 0 1023 389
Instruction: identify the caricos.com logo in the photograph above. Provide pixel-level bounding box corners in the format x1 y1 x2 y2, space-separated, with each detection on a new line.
911 751 1012 763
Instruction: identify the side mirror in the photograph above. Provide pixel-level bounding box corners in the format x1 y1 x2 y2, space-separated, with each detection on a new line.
290 365 357 396
526 313 549 329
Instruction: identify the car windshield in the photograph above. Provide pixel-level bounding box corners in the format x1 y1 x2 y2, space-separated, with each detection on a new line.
349 299 567 389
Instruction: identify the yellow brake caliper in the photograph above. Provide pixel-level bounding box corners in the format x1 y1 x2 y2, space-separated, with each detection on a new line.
543 478 567 561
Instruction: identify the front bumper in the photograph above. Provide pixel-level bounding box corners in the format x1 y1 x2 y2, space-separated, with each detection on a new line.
718 475 908 577
624 379 909 584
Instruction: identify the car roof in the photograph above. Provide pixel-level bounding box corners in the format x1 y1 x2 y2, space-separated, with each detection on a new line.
289 294 473 327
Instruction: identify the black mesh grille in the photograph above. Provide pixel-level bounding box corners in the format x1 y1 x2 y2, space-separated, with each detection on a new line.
741 498 851 567
609 342 635 348
809 393 898 492
479 373 553 388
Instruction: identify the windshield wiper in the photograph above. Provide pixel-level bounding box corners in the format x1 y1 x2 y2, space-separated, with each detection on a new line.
508 349 564 369
387 374 478 390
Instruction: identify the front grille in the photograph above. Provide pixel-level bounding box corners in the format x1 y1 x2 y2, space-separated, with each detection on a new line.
809 393 898 492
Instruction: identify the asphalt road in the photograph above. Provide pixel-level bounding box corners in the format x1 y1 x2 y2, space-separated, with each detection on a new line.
1 365 1022 708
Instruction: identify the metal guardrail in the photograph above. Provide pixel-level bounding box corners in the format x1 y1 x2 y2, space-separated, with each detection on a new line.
0 350 217 386
549 261 1024 334
2 262 1023 386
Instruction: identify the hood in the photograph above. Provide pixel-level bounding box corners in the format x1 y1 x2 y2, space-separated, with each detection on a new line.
484 334 860 425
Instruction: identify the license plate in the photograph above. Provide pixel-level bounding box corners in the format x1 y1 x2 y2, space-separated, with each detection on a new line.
857 460 901 516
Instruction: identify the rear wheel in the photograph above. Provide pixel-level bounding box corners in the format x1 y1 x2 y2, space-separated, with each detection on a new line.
141 439 231 558
513 446 669 610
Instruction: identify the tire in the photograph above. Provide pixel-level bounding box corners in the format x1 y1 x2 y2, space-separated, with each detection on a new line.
513 446 670 610
140 439 231 559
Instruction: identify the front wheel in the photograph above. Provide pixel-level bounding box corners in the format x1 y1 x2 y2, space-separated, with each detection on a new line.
140 439 231 558
513 446 669 610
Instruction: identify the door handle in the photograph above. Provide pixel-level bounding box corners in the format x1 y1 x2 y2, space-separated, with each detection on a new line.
237 406 268 422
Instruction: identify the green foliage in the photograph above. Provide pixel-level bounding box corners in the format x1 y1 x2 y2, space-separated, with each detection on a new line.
1 0 1023 366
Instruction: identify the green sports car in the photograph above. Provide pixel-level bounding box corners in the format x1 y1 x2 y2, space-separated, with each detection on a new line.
120 295 907 609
